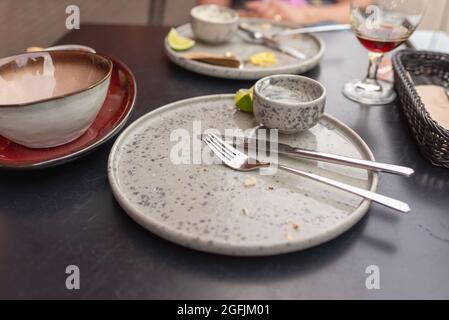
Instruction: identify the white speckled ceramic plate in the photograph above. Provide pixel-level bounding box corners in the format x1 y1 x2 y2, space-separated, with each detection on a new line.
165 19 325 80
108 95 378 256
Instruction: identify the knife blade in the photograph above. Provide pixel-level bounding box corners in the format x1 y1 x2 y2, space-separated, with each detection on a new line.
276 24 352 37
225 135 414 177
238 24 306 60
261 37 307 60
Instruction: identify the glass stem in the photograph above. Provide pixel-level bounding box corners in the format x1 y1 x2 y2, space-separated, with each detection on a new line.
358 52 384 92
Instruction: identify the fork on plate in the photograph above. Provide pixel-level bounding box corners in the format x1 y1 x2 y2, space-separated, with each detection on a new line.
202 133 410 213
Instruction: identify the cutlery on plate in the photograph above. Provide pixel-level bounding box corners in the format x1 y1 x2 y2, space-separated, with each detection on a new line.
238 24 306 60
27 44 96 53
226 135 414 177
203 133 410 213
182 51 242 68
276 24 352 37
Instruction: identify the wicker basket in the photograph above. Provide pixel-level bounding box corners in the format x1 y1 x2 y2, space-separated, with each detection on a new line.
393 49 449 168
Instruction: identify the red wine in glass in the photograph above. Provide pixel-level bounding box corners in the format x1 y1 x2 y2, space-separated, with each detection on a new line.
343 0 428 105
355 24 411 53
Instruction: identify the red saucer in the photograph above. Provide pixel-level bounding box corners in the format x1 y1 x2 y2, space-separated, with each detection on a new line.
0 56 136 169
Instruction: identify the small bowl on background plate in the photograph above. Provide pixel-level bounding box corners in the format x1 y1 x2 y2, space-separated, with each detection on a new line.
253 74 326 134
190 4 239 44
0 50 112 148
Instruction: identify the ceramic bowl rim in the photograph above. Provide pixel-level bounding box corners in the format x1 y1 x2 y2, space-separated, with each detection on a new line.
190 4 239 25
0 55 137 170
254 74 326 108
0 50 113 108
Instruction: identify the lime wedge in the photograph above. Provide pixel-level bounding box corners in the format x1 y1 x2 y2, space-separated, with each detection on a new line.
235 88 254 113
167 28 195 51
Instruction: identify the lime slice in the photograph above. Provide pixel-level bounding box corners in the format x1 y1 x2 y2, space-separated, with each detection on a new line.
235 88 254 113
167 28 195 51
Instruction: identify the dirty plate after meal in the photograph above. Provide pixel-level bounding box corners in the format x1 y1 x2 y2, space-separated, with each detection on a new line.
165 19 325 80
108 94 378 256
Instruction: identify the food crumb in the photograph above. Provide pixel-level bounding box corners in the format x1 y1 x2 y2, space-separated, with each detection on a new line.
242 208 249 216
244 176 257 187
285 233 294 241
286 219 300 231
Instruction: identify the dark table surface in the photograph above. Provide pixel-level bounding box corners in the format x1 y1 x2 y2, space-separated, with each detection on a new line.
1 24 448 300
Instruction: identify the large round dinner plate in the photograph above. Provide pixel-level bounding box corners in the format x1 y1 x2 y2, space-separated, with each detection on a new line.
108 94 378 256
165 19 325 80
0 56 136 169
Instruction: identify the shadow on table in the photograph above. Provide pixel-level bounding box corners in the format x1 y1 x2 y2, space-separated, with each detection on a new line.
164 59 322 97
0 141 113 216
377 100 449 196
115 196 397 287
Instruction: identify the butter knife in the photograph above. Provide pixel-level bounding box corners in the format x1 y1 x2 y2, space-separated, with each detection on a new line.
228 136 414 177
238 24 306 60
277 24 352 37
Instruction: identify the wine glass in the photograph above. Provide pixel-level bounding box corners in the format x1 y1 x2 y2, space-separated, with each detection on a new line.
342 0 428 105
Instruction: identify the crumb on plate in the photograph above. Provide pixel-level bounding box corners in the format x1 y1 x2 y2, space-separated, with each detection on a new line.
286 219 300 231
244 176 257 187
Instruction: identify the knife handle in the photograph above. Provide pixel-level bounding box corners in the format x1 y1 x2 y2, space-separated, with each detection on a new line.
277 46 306 60
278 164 410 213
287 148 415 177
277 24 352 37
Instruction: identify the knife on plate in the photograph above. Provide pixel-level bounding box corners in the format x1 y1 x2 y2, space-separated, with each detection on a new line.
226 136 414 177
276 24 352 37
238 24 307 60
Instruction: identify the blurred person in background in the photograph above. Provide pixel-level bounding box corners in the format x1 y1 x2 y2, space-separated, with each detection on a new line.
197 0 351 25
